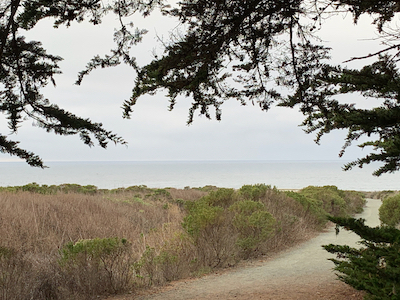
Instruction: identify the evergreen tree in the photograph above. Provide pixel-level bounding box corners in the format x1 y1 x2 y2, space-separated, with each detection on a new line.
125 0 400 176
324 216 400 299
0 0 164 166
2 0 400 174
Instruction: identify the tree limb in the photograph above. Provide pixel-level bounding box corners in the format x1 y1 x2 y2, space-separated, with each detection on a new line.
343 43 400 63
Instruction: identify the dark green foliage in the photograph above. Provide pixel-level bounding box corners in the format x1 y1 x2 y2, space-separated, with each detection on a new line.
202 188 236 208
379 194 400 227
122 0 400 176
285 190 327 225
324 216 400 300
59 237 129 264
3 1 400 173
182 198 226 238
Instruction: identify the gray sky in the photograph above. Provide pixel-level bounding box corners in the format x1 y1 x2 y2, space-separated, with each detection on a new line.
0 9 387 163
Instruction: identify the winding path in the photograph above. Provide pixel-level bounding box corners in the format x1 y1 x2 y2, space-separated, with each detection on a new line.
129 199 380 300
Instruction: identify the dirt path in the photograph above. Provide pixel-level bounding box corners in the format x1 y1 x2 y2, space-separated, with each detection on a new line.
111 199 381 300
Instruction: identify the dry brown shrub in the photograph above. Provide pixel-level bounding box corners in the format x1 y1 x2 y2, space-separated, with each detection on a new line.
168 188 208 201
258 189 319 253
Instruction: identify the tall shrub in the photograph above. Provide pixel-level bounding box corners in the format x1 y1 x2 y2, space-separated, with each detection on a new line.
182 199 235 267
59 237 134 296
379 194 400 227
229 200 275 256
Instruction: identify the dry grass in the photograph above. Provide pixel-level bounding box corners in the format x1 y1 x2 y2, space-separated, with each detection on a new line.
0 190 189 299
168 188 208 201
0 192 182 254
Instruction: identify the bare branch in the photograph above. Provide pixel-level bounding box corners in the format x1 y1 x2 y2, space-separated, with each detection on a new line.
343 43 400 63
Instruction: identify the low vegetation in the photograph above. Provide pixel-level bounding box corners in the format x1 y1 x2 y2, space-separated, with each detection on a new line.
0 183 365 299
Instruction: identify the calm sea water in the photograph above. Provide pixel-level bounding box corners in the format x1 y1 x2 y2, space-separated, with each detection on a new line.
1 160 399 191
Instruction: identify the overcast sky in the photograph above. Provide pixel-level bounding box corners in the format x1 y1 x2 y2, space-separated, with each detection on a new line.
0 8 387 163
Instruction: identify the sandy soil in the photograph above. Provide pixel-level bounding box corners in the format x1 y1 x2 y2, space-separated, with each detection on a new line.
106 199 380 300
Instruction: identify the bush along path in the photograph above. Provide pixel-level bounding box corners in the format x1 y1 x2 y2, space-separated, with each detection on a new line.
129 199 381 300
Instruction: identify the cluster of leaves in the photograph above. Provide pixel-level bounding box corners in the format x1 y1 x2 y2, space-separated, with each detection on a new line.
60 237 135 296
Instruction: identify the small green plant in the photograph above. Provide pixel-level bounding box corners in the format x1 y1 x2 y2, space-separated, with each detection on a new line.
379 194 400 227
153 188 172 198
134 246 158 286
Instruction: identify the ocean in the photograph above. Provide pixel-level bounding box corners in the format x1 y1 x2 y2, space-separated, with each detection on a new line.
1 160 399 191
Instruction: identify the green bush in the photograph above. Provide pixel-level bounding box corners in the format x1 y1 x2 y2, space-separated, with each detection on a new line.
182 196 237 267
202 188 236 208
299 186 347 216
134 246 158 286
182 200 225 238
285 191 325 222
59 237 134 296
134 233 196 286
229 200 275 255
239 184 271 201
379 194 400 227
59 183 98 194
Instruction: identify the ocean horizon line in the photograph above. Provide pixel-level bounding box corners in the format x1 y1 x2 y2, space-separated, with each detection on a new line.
1 159 351 164
1 160 398 191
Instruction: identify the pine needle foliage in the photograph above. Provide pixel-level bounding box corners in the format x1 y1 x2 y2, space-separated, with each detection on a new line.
323 216 400 300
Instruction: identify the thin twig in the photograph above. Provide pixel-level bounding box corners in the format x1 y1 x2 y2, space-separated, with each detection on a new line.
343 43 400 63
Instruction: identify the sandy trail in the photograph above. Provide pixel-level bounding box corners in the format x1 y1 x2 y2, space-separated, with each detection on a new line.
113 199 380 300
